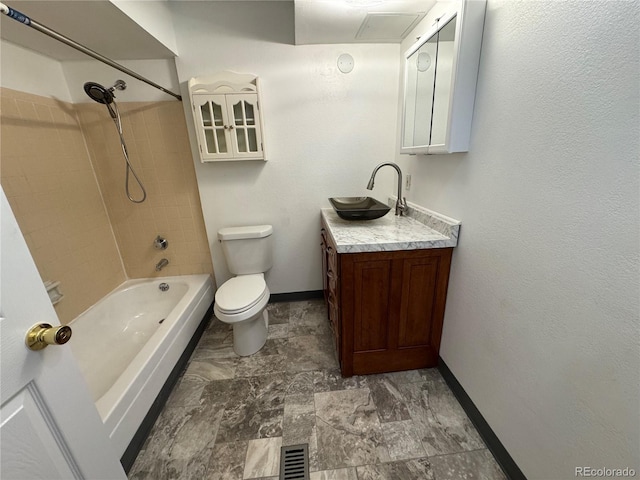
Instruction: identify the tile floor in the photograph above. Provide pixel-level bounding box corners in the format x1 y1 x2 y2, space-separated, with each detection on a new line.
129 299 506 480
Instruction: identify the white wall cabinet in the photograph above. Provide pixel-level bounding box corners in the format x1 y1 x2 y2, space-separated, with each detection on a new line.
189 73 266 162
400 0 486 155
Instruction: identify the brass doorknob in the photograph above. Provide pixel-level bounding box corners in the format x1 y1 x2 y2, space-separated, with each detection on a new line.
25 323 72 351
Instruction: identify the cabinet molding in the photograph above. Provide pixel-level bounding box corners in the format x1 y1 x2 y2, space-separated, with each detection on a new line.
188 72 266 162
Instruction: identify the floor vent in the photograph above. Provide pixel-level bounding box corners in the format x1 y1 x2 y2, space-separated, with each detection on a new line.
279 443 309 480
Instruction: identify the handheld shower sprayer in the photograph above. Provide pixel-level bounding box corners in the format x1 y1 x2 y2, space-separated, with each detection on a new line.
83 80 147 203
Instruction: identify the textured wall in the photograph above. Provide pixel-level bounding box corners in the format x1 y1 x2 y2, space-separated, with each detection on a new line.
0 88 126 323
170 1 399 293
76 101 214 279
396 1 640 477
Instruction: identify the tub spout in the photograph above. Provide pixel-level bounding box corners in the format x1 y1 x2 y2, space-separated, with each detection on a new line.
155 258 169 271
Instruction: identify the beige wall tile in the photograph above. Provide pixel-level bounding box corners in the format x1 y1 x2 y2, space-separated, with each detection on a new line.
76 101 213 281
2 88 213 324
0 87 126 324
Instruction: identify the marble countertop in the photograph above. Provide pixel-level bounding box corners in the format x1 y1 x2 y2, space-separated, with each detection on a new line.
321 199 460 254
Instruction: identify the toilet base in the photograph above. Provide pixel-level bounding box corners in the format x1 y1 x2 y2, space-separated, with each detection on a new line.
232 309 269 356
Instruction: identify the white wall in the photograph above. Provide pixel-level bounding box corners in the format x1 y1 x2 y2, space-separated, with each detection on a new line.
62 58 180 103
109 0 179 55
397 1 639 478
0 40 71 100
170 1 399 293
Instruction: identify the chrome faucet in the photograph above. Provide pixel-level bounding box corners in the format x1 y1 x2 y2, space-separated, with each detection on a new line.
155 258 169 271
366 162 407 216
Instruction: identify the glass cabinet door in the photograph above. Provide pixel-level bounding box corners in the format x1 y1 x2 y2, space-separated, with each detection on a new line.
194 96 230 157
190 89 265 161
226 94 262 158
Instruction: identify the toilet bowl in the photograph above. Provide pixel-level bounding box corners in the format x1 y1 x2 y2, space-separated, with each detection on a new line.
213 274 270 356
213 225 273 356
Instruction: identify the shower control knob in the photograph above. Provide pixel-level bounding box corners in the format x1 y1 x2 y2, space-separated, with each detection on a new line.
154 235 168 250
25 323 72 351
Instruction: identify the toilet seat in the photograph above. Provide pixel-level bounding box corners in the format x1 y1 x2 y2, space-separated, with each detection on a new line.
214 274 270 323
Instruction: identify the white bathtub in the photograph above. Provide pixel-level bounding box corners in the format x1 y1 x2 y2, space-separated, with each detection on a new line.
69 274 214 458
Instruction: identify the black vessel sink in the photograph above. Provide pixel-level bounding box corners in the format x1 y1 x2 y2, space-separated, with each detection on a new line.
329 197 391 221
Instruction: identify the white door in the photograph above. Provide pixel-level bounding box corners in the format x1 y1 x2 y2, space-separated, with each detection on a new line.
0 189 126 480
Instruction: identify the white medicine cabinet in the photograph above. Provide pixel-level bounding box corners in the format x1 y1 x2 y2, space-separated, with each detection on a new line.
401 0 486 155
188 72 266 162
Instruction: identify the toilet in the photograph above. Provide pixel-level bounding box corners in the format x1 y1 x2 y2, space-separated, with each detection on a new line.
213 225 273 356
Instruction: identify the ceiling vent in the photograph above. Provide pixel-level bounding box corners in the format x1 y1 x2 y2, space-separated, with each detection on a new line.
355 12 425 41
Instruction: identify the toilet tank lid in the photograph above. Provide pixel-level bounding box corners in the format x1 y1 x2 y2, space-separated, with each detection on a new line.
218 225 273 240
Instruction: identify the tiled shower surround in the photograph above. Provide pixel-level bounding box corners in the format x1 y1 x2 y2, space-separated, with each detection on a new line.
130 300 506 480
0 87 213 323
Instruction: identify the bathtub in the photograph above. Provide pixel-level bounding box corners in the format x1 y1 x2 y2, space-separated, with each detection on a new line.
69 274 214 459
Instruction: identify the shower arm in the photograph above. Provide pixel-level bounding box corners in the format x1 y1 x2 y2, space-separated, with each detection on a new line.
0 2 182 101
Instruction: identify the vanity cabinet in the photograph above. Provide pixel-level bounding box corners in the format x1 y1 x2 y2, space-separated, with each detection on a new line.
321 219 453 376
188 72 266 162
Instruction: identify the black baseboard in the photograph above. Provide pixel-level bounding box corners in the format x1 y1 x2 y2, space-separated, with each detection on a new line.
120 302 214 473
269 290 324 303
437 357 527 480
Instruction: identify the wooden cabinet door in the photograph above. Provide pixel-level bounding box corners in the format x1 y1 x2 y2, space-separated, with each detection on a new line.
340 248 452 376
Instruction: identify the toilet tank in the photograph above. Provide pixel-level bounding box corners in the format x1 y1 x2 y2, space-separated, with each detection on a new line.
218 225 273 275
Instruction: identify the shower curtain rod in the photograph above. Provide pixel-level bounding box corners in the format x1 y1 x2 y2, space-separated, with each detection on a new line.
0 2 182 101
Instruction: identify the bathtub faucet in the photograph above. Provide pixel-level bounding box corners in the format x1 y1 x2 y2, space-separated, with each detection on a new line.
155 258 169 271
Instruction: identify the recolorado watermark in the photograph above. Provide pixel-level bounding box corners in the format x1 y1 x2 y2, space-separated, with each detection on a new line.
575 467 636 477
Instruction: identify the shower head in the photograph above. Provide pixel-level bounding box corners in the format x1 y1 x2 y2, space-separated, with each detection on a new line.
84 80 126 119
83 81 114 105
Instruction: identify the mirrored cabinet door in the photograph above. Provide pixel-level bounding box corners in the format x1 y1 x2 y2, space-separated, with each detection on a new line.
400 0 486 155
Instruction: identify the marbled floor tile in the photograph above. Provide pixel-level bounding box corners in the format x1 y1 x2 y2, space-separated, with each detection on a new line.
373 369 423 384
281 411 319 471
185 356 238 382
169 405 224 460
214 374 289 443
284 371 315 396
254 338 288 357
287 335 338 372
192 342 238 362
310 467 358 480
201 378 249 408
285 393 315 417
130 456 209 480
282 387 317 469
288 300 331 337
206 440 248 480
356 458 434 480
216 404 283 443
267 324 288 339
243 437 282 479
314 388 389 470
429 449 507 480
282 411 316 446
368 375 411 423
235 353 288 378
266 302 290 325
381 420 427 461
166 374 206 408
313 369 369 393
130 404 224 478
399 380 485 457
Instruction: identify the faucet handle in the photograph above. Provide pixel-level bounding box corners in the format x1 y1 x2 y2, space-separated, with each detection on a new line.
154 235 168 250
396 197 408 216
